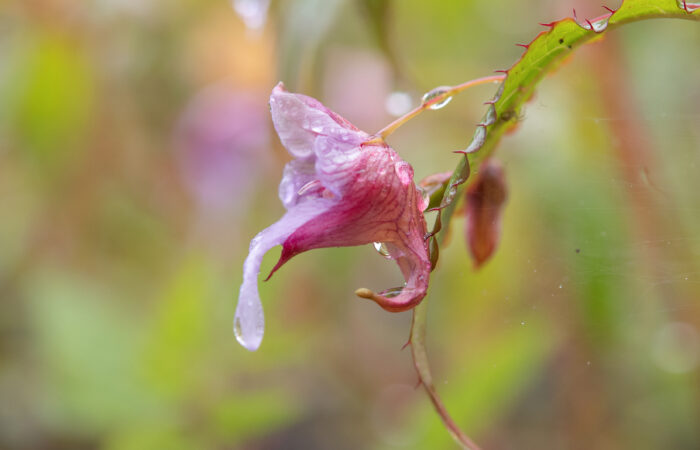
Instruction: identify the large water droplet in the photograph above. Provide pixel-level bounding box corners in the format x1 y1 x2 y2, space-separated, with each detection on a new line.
373 242 391 258
418 186 431 211
234 316 244 343
422 87 453 110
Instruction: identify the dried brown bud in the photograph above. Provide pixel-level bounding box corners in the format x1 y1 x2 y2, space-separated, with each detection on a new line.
465 160 508 269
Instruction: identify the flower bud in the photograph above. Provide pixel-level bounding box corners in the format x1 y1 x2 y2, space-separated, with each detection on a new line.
465 160 507 268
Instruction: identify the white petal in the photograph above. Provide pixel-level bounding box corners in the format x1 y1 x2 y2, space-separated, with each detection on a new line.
270 83 364 159
234 199 333 350
278 159 317 208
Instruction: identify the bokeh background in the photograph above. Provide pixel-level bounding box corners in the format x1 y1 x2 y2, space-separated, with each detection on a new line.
1 0 700 449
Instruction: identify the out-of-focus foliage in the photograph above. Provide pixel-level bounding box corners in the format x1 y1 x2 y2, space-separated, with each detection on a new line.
1 1 699 449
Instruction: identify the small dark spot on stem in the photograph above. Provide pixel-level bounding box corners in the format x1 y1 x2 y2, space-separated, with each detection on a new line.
559 38 564 44
500 110 516 122
575 248 581 254
567 45 572 50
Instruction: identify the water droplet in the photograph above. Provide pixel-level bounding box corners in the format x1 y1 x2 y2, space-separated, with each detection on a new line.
422 87 453 110
234 316 244 343
521 321 526 326
558 284 563 289
380 286 404 298
590 19 609 33
385 91 413 116
418 187 431 210
373 242 391 258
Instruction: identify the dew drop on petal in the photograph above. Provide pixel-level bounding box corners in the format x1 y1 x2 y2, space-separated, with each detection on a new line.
380 286 404 298
422 87 453 110
233 296 264 351
234 316 244 342
417 187 431 211
373 242 392 258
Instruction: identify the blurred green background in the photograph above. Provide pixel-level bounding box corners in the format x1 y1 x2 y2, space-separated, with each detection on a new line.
1 0 700 449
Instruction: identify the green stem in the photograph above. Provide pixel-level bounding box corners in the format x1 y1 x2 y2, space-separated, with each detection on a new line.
410 301 482 450
373 75 505 140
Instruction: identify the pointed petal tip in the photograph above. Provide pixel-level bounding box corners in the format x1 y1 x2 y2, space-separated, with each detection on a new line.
355 287 425 312
355 287 374 299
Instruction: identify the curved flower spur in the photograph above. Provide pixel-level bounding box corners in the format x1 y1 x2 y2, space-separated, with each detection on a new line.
235 83 431 351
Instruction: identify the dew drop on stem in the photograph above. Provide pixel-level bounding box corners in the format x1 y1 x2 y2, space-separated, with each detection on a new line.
422 87 453 110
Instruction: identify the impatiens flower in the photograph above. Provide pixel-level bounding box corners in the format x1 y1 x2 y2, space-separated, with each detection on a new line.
465 160 508 268
235 83 431 351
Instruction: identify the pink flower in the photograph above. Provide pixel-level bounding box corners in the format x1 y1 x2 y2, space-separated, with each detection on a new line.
235 83 431 351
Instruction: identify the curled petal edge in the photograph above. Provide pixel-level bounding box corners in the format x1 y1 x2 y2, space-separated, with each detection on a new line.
235 202 331 351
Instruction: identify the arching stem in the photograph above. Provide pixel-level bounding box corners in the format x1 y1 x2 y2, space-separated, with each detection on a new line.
371 75 505 142
410 301 482 450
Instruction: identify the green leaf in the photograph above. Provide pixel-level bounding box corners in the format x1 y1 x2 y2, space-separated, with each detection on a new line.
432 0 700 243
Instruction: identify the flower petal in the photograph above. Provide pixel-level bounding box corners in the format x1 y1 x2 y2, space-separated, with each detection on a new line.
235 199 333 351
270 83 366 159
278 158 317 208
272 145 431 311
313 136 363 197
237 85 433 350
